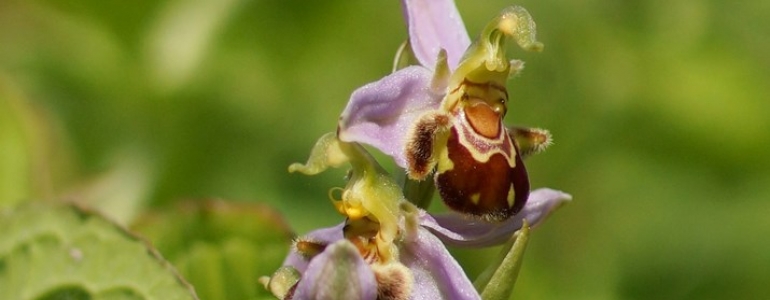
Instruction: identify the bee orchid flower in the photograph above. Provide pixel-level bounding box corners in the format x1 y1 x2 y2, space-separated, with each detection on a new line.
339 1 552 222
261 134 570 300
262 0 571 299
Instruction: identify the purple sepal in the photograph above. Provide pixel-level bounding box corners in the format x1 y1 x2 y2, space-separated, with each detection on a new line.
401 0 471 69
338 66 442 168
421 188 572 247
282 223 344 273
293 240 378 300
400 227 482 300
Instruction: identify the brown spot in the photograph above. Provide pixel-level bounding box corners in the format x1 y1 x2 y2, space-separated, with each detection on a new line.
435 129 530 221
509 127 552 157
464 100 501 138
293 239 327 259
406 112 450 180
373 263 413 300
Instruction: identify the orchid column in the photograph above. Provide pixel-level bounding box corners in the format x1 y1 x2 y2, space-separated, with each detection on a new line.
261 1 571 299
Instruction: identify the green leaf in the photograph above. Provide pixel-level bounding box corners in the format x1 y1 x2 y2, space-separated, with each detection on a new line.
131 200 293 300
475 220 531 300
0 202 199 300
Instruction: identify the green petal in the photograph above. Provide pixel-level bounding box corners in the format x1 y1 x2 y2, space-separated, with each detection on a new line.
448 6 544 96
0 203 198 300
288 132 349 175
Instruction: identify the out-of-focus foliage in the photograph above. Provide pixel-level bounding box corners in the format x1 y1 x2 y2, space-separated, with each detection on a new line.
0 203 198 300
1 0 769 299
132 200 293 300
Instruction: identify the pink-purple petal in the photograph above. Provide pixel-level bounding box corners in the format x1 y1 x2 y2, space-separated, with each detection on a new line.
282 223 345 273
400 227 481 300
293 240 378 300
422 188 572 247
338 66 442 168
401 0 471 69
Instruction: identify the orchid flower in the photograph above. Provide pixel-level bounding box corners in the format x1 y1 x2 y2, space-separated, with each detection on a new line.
339 2 552 222
261 134 569 299
261 0 571 299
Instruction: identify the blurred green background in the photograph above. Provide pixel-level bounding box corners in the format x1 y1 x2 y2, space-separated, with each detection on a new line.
2 0 769 299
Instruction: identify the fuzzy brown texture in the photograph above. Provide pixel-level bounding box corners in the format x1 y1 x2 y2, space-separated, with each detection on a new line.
373 264 413 300
405 112 450 180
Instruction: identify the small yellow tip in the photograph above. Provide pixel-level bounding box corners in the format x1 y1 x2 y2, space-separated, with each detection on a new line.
345 206 368 220
498 16 518 36
258 276 270 289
